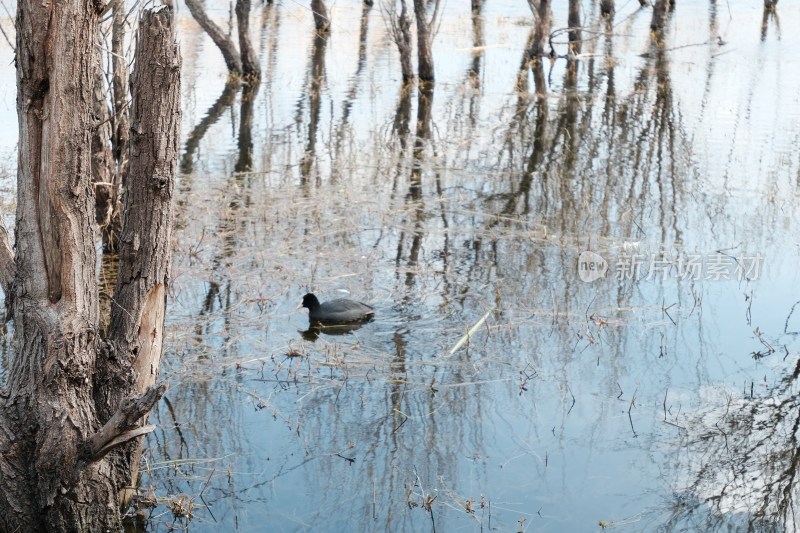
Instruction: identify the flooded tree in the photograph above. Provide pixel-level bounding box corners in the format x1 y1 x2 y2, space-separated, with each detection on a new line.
382 0 439 84
384 0 414 84
651 0 674 31
185 0 260 78
235 0 260 76
761 2 780 40
413 0 438 82
0 4 179 531
526 0 552 64
311 0 331 32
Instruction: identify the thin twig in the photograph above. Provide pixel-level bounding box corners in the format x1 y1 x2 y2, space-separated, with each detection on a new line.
628 388 638 437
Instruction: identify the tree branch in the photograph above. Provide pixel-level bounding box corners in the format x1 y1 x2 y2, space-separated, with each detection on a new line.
88 382 168 462
185 0 243 75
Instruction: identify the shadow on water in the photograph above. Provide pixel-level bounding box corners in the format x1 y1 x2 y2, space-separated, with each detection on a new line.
83 1 800 531
300 319 374 342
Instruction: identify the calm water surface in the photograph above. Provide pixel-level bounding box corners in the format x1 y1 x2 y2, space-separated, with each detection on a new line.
154 2 800 531
5 0 800 531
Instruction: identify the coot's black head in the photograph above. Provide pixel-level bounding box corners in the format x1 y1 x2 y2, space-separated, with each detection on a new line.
301 293 320 310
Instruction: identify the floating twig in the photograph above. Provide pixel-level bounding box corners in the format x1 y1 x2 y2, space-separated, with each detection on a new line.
446 307 494 357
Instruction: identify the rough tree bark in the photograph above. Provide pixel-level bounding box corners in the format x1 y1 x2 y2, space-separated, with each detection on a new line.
0 4 179 531
96 5 181 498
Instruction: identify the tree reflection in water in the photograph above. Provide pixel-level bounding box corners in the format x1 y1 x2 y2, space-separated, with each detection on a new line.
61 1 800 531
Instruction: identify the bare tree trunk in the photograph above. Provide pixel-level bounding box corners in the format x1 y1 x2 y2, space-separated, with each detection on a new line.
468 1 484 85
185 0 243 75
2 0 106 528
311 0 331 32
568 0 581 56
384 0 413 84
396 0 414 84
97 5 181 488
236 0 261 76
95 5 129 252
651 0 671 30
9 2 106 526
95 7 181 490
528 0 552 62
0 4 178 530
413 0 435 82
102 0 131 250
92 41 115 231
111 3 129 172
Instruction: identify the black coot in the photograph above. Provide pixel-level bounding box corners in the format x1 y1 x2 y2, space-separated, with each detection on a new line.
301 293 374 324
